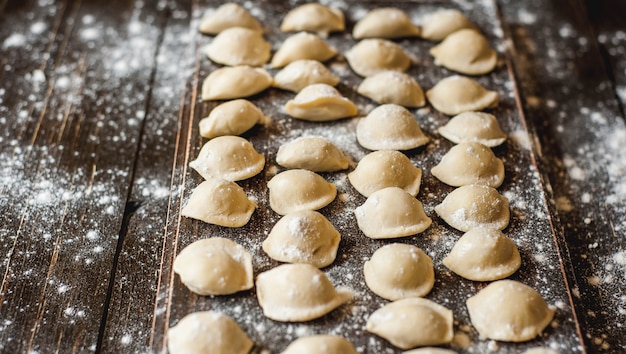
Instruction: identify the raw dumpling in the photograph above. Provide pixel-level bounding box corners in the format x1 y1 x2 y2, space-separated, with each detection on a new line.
276 136 351 172
271 32 338 68
466 280 555 342
353 7 420 39
268 169 337 215
348 150 422 197
206 27 271 67
273 59 340 92
256 263 351 322
199 3 262 35
280 3 345 37
284 84 358 122
366 298 454 349
522 348 561 354
357 71 425 107
404 349 458 354
430 29 497 75
199 99 269 139
168 311 253 354
442 228 521 281
364 243 434 300
189 136 265 181
345 39 412 77
356 104 429 151
262 210 340 268
202 66 272 100
281 335 358 354
438 111 506 147
426 75 499 115
173 238 253 295
355 187 432 239
420 9 476 41
181 178 256 227
435 184 510 232
431 142 504 187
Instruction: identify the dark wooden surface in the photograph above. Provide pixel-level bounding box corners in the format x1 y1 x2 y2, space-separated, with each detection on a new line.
0 0 624 353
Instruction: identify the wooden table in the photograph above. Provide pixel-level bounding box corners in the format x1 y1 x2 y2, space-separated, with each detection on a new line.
1 0 625 353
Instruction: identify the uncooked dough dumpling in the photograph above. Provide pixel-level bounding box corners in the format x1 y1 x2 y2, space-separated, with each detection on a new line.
268 169 337 215
353 7 420 39
356 104 429 151
202 66 272 100
181 178 255 227
273 60 340 93
168 311 253 354
271 32 338 68
199 3 262 35
199 99 269 139
173 237 253 295
262 210 341 268
404 348 458 354
281 335 358 354
206 27 271 67
366 298 454 349
431 142 504 187
256 263 351 322
345 39 412 77
357 71 425 107
522 348 561 354
189 136 265 181
284 84 358 122
420 9 476 41
348 150 422 197
364 243 434 300
276 136 351 172
443 228 521 281
435 184 509 232
466 280 555 342
430 29 497 75
355 187 432 239
426 76 499 115
280 3 345 37
438 111 506 147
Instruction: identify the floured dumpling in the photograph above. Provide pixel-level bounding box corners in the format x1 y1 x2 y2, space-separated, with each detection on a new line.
366 298 454 349
268 169 337 215
430 29 497 75
189 136 265 181
364 243 434 300
168 311 253 354
431 142 504 187
404 348 458 354
426 75 499 115
173 238 253 295
345 39 412 77
353 7 420 39
443 228 521 281
273 60 340 93
438 111 506 147
199 3 262 35
206 27 270 67
181 178 255 227
357 71 425 107
256 263 351 322
355 187 431 239
262 210 340 268
281 335 358 354
356 104 429 151
467 280 555 342
276 136 351 172
420 9 476 41
271 32 338 68
199 99 269 139
280 3 345 37
348 150 422 197
435 184 509 232
522 348 561 354
284 83 358 122
202 66 272 100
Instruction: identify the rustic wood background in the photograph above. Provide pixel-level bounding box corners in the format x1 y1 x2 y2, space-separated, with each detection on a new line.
1 0 625 353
